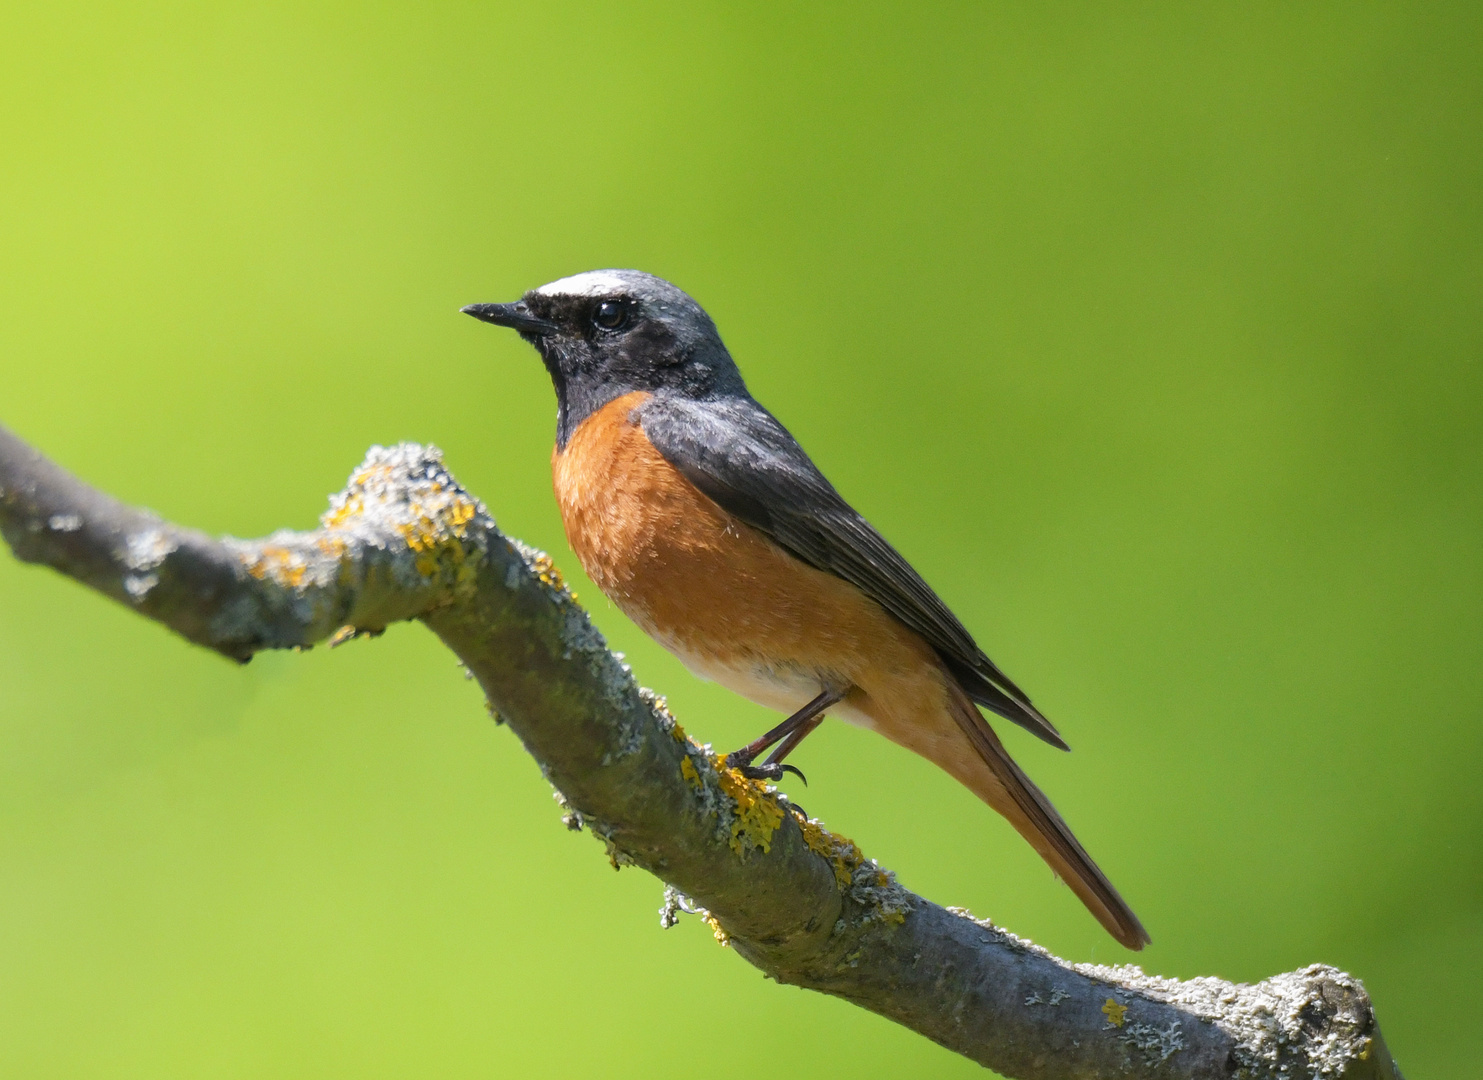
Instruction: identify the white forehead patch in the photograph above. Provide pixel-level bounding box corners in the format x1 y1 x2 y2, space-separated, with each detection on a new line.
534 270 632 299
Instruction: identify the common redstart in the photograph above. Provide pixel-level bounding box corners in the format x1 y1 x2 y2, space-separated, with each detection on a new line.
463 270 1149 950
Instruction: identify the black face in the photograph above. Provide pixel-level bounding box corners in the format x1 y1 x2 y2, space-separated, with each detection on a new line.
464 269 747 448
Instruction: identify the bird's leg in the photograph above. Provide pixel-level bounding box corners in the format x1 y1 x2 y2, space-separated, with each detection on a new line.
726 688 843 783
757 713 825 780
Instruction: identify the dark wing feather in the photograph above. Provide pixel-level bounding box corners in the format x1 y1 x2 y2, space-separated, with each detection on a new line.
638 394 1067 749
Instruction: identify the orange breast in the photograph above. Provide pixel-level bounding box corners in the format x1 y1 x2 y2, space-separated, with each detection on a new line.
551 392 939 711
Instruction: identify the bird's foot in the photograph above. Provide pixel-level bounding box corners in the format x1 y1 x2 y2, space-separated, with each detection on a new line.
736 761 808 785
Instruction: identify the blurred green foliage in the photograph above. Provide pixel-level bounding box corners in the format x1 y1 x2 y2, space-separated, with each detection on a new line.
1 2 1479 1075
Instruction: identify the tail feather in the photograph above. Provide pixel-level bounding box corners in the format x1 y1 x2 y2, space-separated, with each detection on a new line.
945 685 1150 950
945 654 1069 751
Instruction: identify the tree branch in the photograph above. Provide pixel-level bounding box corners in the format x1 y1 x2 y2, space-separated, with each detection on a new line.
0 423 1403 1079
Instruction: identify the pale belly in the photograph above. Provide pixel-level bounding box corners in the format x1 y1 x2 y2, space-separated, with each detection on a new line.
651 627 878 731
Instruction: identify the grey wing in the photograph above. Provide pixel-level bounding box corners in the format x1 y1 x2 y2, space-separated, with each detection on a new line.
637 394 1067 749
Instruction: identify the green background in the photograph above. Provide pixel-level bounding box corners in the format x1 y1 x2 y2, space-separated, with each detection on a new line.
1 3 1478 1075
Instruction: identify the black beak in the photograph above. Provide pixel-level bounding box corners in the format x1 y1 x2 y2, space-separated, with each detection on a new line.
460 301 559 336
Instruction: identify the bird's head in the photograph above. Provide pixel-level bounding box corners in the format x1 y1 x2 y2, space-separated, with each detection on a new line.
463 269 744 447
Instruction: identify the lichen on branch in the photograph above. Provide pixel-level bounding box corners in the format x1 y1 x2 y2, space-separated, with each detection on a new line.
0 421 1403 1080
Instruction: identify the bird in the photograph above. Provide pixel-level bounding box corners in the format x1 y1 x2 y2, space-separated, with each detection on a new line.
462 269 1149 950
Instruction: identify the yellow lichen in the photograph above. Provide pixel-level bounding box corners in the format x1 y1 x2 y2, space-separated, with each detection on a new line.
397 509 437 553
315 534 348 558
443 497 475 538
529 551 568 593
870 868 906 922
327 625 358 648
704 914 730 946
798 816 864 889
680 756 702 790
243 546 307 588
316 451 484 591
714 756 785 855
352 464 392 488
322 494 364 529
393 492 478 562
1102 998 1127 1027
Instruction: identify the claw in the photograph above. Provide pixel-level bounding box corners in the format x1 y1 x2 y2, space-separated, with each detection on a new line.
777 762 808 786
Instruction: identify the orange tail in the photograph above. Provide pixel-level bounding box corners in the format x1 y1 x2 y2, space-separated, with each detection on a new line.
944 684 1150 950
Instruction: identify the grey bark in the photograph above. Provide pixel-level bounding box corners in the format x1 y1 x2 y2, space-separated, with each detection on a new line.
0 423 1403 1079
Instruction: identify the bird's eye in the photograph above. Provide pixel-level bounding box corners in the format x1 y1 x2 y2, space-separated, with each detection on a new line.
592 299 628 331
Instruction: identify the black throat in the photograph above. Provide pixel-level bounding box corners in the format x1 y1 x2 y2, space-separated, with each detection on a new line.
544 346 645 451
537 320 750 451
